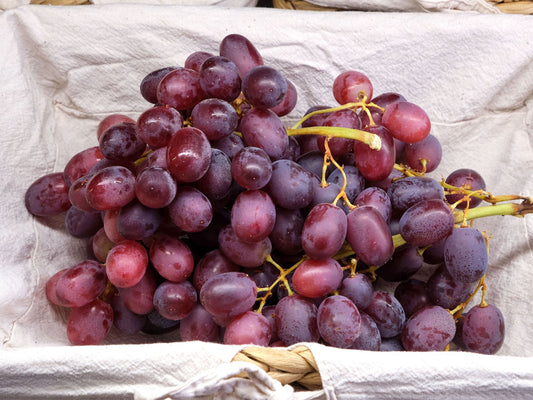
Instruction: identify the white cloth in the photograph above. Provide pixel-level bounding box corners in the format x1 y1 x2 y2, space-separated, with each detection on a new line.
306 0 500 13
0 4 532 400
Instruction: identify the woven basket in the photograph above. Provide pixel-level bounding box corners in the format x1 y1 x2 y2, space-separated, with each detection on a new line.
272 0 533 14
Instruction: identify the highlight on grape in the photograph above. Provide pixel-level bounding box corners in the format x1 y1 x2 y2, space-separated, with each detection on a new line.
25 33 532 353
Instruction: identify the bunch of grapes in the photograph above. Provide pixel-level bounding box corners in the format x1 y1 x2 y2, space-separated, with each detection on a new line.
24 33 532 354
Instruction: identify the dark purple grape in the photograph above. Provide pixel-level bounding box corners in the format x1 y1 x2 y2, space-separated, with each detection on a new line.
445 168 486 209
269 207 304 256
184 51 213 72
364 290 405 338
353 125 395 182
25 172 71 217
231 146 272 190
399 199 455 247
66 299 113 345
423 237 446 264
110 295 146 335
99 122 146 162
141 310 180 335
218 225 272 268
65 207 103 238
136 168 176 210
309 178 342 209
63 146 105 187
167 127 211 183
270 78 297 117
360 92 406 128
265 159 313 210
136 106 183 148
400 305 456 351
318 295 361 348
200 271 257 318
394 278 432 318
355 186 392 223
462 304 505 354
346 205 394 267
327 165 365 203
350 311 381 351
219 33 264 78
301 203 347 260
211 132 245 159
377 244 423 282
340 274 374 310
97 114 136 141
85 166 136 211
297 150 334 179
199 56 241 102
118 268 157 315
140 66 177 104
404 134 442 173
240 108 289 160
116 200 162 241
274 294 320 346
242 65 287 109
192 249 240 292
426 265 475 309
191 98 238 141
388 176 444 213
153 280 197 321
149 235 194 283
195 149 233 202
317 109 360 158
444 227 488 283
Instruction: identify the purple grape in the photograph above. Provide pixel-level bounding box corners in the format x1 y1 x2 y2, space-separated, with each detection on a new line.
360 92 406 128
63 146 105 187
400 305 456 351
399 199 455 247
231 190 276 243
274 294 320 346
218 225 272 268
265 159 314 210
212 132 245 159
377 244 423 282
353 125 395 182
350 311 381 351
180 304 220 342
462 304 505 355
231 146 272 190
66 299 113 345
270 78 297 117
105 240 148 289
224 311 271 346
136 106 183 148
426 265 475 309
240 108 289 160
85 166 136 211
135 167 177 209
110 295 146 335
404 134 442 173
55 260 107 308
65 207 103 238
219 33 264 78
269 207 304 256
355 186 392 223
192 249 239 292
25 172 71 217
292 258 343 298
297 150 334 178
153 280 197 321
364 290 406 338
166 127 211 183
168 186 213 233
116 200 162 241
149 235 194 283
340 274 374 310
444 227 488 283
394 278 432 318
184 51 213 72
195 149 233 202
191 98 238 141
118 268 157 315
140 66 177 104
301 203 347 260
423 237 446 264
200 271 257 318
445 168 486 209
327 165 365 203
242 65 287 109
346 205 394 267
99 122 146 162
156 68 203 111
199 56 241 102
317 109 360 158
318 295 362 348
388 176 444 212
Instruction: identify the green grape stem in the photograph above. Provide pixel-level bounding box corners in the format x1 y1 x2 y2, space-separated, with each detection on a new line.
287 126 382 151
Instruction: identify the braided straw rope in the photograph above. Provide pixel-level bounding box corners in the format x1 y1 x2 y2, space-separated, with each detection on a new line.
273 0 533 14
232 345 323 390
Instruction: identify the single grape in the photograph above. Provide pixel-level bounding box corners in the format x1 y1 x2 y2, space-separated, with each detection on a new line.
167 186 213 233
116 200 162 241
340 274 374 310
242 65 288 109
102 208 127 244
195 149 233 202
25 172 71 217
199 56 241 102
355 186 392 223
199 271 257 318
400 305 456 351
231 146 272 190
191 98 238 141
85 166 136 211
149 235 194 283
97 114 136 141
346 205 394 267
462 304 505 355
166 127 211 183
140 66 177 104
218 224 272 268
141 309 180 335
153 280 197 321
136 105 183 148
364 290 406 338
192 249 240 292
333 70 373 104
422 237 446 265
68 176 96 212
297 150 334 179
105 240 148 288
388 176 444 213
110 294 147 335
399 199 455 247
394 278 432 318
55 260 107 308
180 304 220 342
64 207 102 238
66 299 113 345
292 258 343 298
99 122 146 162
63 146 105 187
156 68 203 110
219 33 264 78
444 227 488 283
353 125 396 182
274 294 320 346
265 159 314 210
269 207 304 256
118 267 157 315
231 190 276 243
377 244 424 282
270 78 297 117
382 101 431 143
351 311 381 351
224 311 271 346
309 178 342 209
445 168 486 209
318 295 362 348
404 134 442 173
135 167 177 209
426 265 475 309
301 203 347 260
184 51 213 72
211 132 245 159
91 227 115 263
360 92 406 128
327 165 365 203
240 108 289 160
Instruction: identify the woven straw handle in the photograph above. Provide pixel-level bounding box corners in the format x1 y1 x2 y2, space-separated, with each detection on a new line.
232 345 323 390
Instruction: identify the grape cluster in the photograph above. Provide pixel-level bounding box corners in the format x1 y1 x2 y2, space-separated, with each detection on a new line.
25 33 531 354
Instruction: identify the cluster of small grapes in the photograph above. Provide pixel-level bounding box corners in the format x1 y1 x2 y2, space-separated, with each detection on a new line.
25 33 531 354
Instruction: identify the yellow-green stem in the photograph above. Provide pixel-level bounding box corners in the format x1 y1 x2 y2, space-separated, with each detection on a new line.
287 126 382 151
